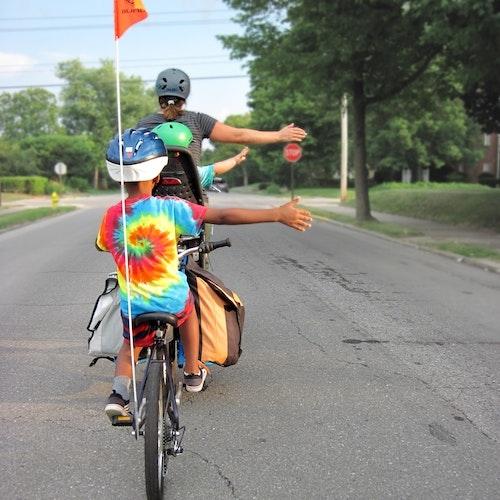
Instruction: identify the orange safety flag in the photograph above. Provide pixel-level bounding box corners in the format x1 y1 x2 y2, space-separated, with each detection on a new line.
114 0 148 39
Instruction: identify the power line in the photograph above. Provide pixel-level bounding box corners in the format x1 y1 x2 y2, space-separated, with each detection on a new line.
0 55 229 69
0 18 233 33
0 75 247 91
0 59 234 74
0 9 231 22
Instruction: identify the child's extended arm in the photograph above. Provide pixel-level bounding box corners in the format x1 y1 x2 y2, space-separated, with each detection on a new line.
213 147 249 175
204 197 312 232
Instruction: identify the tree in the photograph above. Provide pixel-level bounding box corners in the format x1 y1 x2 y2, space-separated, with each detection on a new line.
56 59 154 187
0 139 35 176
0 88 59 139
415 0 500 133
203 114 257 186
19 134 100 184
221 1 444 220
462 79 500 134
367 67 483 180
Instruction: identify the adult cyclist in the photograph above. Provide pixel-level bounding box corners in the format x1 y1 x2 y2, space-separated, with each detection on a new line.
135 68 306 166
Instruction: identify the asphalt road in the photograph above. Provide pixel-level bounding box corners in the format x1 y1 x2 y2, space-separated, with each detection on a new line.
1 193 499 500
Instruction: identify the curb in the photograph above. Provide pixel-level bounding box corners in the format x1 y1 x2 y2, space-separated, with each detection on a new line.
311 213 500 275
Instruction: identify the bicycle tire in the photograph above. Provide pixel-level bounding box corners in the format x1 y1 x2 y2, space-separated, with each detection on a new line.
144 356 170 500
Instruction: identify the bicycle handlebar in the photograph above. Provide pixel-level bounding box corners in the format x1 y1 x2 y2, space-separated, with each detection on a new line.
201 238 231 253
177 238 231 259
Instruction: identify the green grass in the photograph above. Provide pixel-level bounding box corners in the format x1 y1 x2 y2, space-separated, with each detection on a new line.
0 206 77 231
231 184 355 199
310 208 423 238
291 187 355 199
370 181 492 192
234 181 500 231
363 189 500 231
428 241 500 261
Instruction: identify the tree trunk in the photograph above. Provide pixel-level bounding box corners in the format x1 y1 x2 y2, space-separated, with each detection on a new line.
93 166 99 190
352 80 373 221
242 165 248 186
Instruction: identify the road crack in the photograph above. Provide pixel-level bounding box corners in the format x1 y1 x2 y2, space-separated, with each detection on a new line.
187 450 237 497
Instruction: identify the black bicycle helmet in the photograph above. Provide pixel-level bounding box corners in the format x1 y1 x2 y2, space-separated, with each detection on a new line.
155 68 190 100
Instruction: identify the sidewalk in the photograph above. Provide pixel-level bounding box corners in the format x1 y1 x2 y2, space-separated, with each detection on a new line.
0 195 86 214
300 196 500 274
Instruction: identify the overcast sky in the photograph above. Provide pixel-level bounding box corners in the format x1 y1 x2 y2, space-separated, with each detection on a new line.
0 0 250 121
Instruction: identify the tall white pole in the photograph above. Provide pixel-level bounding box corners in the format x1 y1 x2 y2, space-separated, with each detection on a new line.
340 93 348 202
115 38 139 427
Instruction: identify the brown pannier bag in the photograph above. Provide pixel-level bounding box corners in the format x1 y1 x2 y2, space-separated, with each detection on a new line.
186 261 245 367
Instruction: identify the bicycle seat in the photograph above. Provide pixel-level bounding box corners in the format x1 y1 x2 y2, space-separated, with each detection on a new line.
153 146 204 205
133 312 179 327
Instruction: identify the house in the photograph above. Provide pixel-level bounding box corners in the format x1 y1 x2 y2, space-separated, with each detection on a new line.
466 133 500 182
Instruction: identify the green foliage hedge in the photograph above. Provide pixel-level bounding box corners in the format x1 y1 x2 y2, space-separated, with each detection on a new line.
0 176 48 195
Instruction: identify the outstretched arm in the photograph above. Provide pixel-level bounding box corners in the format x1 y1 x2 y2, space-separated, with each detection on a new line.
204 197 312 232
210 122 307 145
213 147 249 175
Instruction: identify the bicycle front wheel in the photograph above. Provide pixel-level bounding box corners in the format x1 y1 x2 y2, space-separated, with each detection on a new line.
144 358 170 500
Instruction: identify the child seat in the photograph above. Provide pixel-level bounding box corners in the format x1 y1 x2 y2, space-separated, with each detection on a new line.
152 146 205 205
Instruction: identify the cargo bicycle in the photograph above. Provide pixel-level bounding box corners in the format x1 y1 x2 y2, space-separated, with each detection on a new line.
110 238 231 500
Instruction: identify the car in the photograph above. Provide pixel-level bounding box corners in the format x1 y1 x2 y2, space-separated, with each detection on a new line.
211 177 229 193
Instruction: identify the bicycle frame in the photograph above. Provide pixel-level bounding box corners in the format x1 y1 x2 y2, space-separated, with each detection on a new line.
134 324 184 453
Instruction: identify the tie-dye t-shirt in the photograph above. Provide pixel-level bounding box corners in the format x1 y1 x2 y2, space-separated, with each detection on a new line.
96 195 206 318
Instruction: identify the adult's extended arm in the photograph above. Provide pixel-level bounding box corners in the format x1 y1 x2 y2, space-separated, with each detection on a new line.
210 122 306 145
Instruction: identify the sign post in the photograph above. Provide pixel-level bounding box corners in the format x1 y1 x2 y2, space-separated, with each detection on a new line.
283 143 302 199
54 162 67 185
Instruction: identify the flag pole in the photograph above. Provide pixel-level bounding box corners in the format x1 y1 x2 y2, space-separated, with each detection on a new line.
114 36 139 433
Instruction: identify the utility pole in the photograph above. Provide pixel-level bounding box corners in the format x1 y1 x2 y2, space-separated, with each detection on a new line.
340 93 348 201
496 134 500 182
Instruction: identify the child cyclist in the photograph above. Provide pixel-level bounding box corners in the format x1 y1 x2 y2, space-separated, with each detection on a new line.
97 129 312 419
152 122 249 190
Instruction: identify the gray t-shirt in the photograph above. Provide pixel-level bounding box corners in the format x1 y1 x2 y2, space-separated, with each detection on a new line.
136 110 217 166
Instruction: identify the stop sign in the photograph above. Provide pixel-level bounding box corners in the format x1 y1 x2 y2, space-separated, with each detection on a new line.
283 143 302 163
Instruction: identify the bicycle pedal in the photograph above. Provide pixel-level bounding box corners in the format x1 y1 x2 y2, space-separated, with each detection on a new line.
111 414 133 426
167 446 183 456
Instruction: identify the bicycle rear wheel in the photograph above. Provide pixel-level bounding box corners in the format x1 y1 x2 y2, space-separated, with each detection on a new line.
144 356 171 500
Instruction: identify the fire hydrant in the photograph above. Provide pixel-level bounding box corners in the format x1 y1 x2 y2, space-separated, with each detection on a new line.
51 191 59 208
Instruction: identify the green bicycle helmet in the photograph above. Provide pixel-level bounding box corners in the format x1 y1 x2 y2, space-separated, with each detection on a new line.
152 122 193 148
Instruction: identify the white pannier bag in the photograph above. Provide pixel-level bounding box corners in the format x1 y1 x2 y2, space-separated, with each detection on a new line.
87 273 123 363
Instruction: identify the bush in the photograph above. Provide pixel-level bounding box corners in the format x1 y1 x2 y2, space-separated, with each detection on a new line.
45 180 65 195
374 167 399 184
478 172 497 188
315 178 339 188
258 182 269 190
0 176 48 194
265 183 283 195
25 176 47 195
67 176 91 192
446 171 467 183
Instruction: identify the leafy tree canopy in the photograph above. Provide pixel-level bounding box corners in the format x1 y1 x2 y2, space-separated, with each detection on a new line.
0 88 59 140
19 134 100 181
56 59 154 148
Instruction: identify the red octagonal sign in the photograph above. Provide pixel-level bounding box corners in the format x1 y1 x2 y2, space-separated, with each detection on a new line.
283 143 302 163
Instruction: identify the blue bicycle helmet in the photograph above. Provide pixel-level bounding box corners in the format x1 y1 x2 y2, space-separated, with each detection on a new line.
105 128 168 182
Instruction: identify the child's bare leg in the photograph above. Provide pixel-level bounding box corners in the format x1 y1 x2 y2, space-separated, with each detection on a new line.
179 307 200 374
110 343 142 401
115 342 142 377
